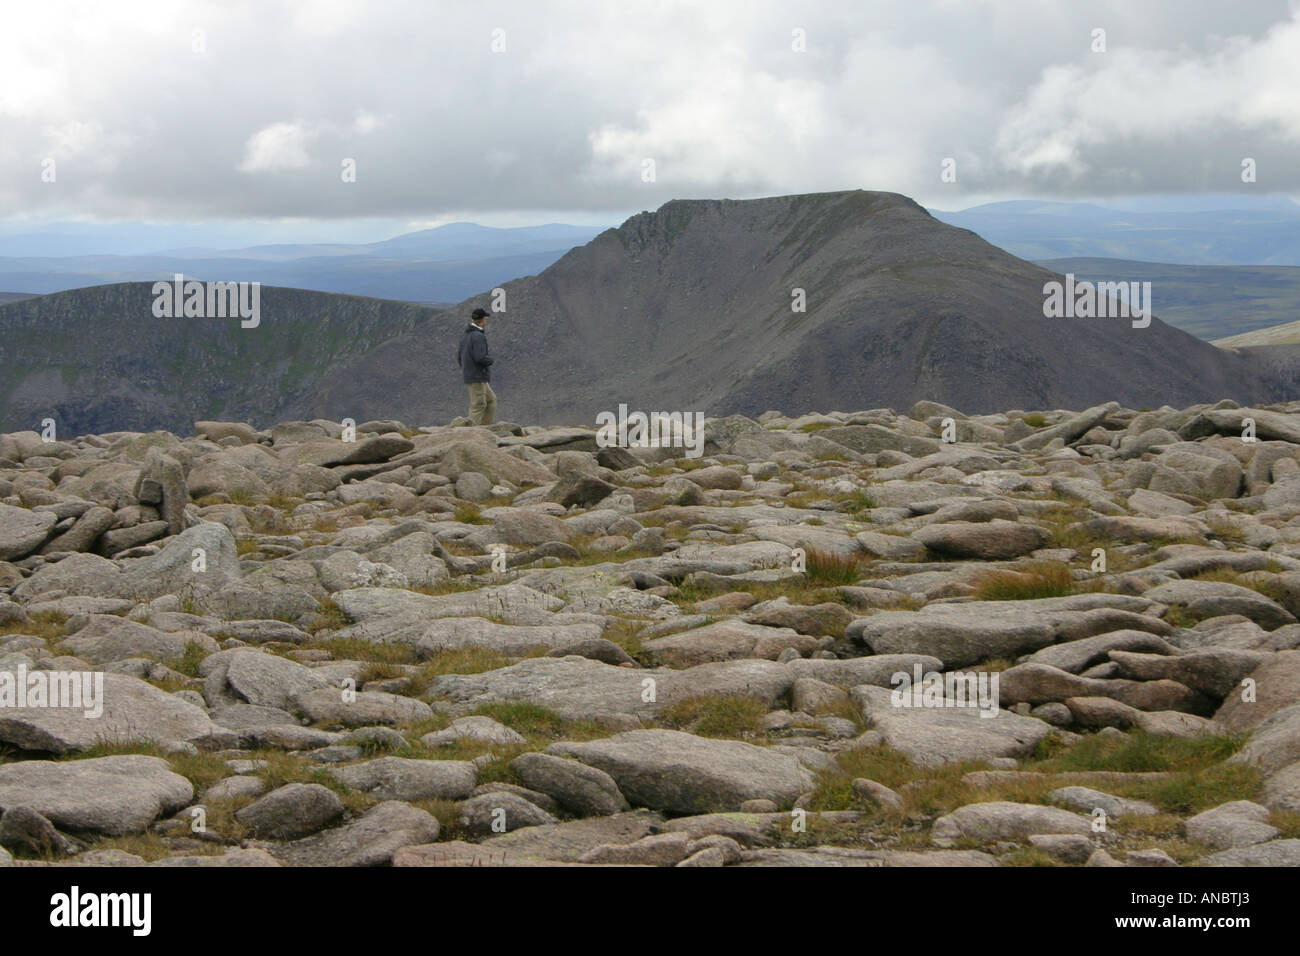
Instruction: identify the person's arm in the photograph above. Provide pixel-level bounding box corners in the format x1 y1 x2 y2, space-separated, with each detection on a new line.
470 333 493 367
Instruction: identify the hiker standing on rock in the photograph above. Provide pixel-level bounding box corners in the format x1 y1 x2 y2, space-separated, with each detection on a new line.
458 307 496 425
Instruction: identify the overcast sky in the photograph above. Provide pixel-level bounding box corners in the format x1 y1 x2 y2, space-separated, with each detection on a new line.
2 0 1298 244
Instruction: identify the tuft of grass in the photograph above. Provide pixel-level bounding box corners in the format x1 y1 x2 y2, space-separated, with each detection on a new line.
303 636 418 664
466 701 611 744
656 695 767 739
168 751 236 792
310 598 351 633
167 640 209 678
1028 730 1246 774
410 648 514 691
1001 848 1066 867
971 562 1076 601
6 610 69 641
1019 412 1048 428
601 617 646 660
836 491 877 513
61 740 167 760
453 503 488 525
358 661 408 685
803 548 866 587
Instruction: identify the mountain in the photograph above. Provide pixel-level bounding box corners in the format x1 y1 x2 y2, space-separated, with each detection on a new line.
4 190 1296 435
312 191 1287 425
1215 320 1300 347
1034 257 1300 341
932 197 1300 266
0 284 440 435
0 222 607 302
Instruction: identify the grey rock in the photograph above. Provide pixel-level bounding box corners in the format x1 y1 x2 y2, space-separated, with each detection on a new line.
0 756 192 835
234 783 344 839
511 752 630 817
548 730 816 813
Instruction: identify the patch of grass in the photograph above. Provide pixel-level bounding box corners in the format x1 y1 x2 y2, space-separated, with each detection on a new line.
411 798 467 839
669 576 844 608
1029 730 1246 774
1162 606 1202 628
1018 413 1048 428
971 562 1076 601
803 548 866 587
5 610 68 641
1000 848 1066 866
235 538 261 556
166 640 209 678
1270 808 1300 839
62 740 167 760
248 751 369 813
835 490 877 513
1026 731 1258 814
411 648 514 691
85 833 214 862
310 598 351 633
358 661 408 685
305 636 419 664
466 701 611 745
265 492 301 513
1188 566 1288 603
453 503 488 525
656 695 767 739
168 751 236 792
601 617 646 660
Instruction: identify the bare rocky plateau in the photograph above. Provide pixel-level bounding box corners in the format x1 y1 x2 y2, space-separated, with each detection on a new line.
2 398 1300 867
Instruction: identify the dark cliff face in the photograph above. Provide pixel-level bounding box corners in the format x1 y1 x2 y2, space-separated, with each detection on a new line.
0 282 438 435
1 190 1293 435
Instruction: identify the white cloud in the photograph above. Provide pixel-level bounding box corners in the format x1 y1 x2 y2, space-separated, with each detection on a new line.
0 0 1295 221
238 121 315 172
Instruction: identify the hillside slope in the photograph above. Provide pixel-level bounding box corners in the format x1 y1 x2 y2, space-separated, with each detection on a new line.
316 191 1278 425
0 283 440 434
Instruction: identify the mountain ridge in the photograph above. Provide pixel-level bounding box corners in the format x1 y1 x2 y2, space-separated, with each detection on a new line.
3 189 1297 434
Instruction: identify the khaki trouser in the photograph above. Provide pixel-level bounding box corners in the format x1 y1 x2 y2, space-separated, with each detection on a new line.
468 381 497 425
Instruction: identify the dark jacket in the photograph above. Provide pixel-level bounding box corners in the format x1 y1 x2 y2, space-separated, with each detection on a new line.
457 322 493 383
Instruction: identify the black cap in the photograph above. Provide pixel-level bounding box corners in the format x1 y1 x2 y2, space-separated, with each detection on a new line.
471 308 489 320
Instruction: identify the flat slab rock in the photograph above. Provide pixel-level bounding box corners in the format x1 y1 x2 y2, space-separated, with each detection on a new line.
0 756 193 835
932 801 1092 845
0 672 220 754
547 729 816 814
856 685 1052 768
267 801 441 867
427 656 796 721
848 594 1167 668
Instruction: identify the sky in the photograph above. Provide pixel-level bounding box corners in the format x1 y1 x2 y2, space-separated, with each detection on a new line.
2 0 1299 247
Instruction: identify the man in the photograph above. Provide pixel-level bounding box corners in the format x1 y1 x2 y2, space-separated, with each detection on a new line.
457 307 497 425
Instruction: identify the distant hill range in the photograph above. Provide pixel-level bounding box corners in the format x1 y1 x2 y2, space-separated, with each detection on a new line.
1033 257 1300 341
931 196 1300 266
4 190 1294 434
0 222 604 303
